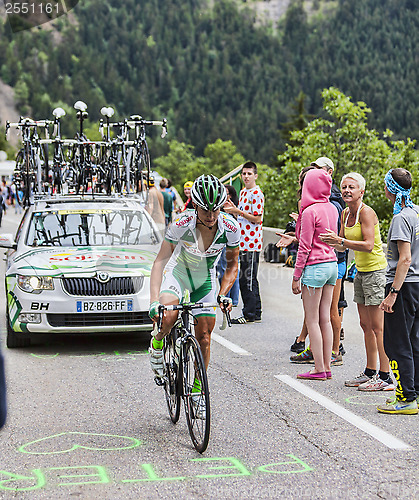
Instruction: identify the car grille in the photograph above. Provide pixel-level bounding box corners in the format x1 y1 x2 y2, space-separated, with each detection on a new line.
62 276 144 296
47 312 152 327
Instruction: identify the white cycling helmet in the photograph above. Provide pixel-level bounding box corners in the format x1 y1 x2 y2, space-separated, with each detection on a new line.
191 175 227 211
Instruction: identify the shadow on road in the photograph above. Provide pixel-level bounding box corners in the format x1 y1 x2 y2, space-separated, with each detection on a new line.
3 331 151 356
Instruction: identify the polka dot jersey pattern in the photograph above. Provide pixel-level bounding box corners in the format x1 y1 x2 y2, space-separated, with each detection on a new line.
237 186 264 251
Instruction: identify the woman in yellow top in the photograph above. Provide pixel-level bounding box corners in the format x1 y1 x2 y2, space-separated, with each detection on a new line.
320 172 394 391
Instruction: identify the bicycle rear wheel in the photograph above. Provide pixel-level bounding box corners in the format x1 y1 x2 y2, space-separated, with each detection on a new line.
182 336 210 453
19 153 35 207
163 328 181 423
106 163 121 195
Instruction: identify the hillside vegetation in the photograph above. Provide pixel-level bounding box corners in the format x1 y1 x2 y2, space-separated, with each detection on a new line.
0 0 417 164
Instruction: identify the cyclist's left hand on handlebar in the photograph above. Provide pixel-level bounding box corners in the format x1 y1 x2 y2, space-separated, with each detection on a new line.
149 300 160 320
217 295 233 312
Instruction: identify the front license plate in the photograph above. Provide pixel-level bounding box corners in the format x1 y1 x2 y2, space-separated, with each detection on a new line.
76 299 133 312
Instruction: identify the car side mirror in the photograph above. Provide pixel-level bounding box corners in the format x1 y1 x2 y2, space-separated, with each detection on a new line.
0 234 17 250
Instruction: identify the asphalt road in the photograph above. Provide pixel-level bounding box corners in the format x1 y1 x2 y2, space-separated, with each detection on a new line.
0 209 417 499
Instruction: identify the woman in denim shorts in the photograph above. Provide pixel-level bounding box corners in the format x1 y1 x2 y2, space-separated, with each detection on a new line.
320 173 394 392
292 169 338 381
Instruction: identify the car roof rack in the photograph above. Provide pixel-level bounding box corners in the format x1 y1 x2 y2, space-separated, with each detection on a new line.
32 194 147 209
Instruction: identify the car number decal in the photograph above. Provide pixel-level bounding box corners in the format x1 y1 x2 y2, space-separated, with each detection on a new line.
57 209 112 215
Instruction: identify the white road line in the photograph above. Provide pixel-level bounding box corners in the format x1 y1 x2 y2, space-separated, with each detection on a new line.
275 374 412 451
212 333 251 356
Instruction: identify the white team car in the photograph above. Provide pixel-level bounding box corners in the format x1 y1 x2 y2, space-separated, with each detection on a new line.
0 196 161 347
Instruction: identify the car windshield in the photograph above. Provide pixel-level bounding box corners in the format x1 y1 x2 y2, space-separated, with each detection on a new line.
26 208 159 247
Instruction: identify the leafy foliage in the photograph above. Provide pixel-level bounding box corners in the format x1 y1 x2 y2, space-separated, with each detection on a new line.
0 0 418 163
276 87 419 234
154 139 245 200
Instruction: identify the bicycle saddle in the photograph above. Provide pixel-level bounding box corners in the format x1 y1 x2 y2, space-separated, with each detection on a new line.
73 101 87 112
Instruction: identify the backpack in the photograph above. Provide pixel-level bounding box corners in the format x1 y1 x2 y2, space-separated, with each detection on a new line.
264 243 283 263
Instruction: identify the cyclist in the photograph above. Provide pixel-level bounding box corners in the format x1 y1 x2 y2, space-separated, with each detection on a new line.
148 175 240 409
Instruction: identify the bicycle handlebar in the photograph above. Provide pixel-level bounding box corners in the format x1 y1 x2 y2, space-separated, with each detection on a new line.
160 302 219 312
5 118 53 140
9 118 53 128
157 299 232 330
104 121 128 129
38 138 79 146
126 117 167 139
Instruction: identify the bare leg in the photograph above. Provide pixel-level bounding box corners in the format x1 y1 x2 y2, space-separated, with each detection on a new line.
366 304 389 373
319 285 334 372
153 292 179 341
357 303 378 371
195 316 216 369
302 287 325 373
297 320 309 343
331 278 342 353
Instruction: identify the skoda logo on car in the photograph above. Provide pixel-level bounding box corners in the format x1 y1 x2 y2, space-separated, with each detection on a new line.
97 271 110 283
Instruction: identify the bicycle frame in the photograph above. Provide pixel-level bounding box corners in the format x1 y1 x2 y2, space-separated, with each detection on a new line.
6 118 52 205
155 297 231 452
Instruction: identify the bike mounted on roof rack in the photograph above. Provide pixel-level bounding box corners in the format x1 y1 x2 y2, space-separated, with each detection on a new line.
5 102 167 207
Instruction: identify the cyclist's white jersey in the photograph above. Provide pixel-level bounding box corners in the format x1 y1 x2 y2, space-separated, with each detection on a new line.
162 209 240 306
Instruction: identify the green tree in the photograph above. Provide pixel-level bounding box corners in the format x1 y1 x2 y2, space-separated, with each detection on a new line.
280 91 313 147
276 87 419 234
0 127 17 159
14 79 29 107
154 138 245 198
153 140 200 194
203 139 245 177
253 164 282 228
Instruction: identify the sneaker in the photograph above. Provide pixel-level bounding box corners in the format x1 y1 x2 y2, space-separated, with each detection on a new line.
148 340 164 380
358 374 395 392
345 372 372 387
231 316 252 324
290 336 305 353
290 347 314 364
191 394 206 420
331 351 343 366
339 343 346 356
255 317 262 323
386 395 419 404
377 398 418 415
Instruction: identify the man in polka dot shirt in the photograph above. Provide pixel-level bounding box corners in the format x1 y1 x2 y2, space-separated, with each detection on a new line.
225 161 264 323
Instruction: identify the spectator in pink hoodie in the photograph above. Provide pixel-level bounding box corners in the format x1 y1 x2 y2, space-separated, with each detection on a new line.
292 169 338 380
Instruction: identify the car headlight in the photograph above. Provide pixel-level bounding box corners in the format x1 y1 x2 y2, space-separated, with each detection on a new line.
17 275 54 293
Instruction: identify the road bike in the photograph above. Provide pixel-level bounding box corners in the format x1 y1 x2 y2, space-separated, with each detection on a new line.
156 294 231 453
5 105 167 200
46 107 70 194
126 115 167 197
99 108 134 195
70 101 105 194
6 117 51 206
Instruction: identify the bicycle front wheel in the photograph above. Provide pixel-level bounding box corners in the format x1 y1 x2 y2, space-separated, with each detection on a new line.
182 336 210 453
163 329 181 423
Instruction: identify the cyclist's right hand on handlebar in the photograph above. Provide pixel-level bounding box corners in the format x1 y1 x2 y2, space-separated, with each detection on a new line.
217 295 232 313
149 301 160 320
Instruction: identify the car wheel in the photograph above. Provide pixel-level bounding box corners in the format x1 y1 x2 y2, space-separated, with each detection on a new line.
6 309 31 348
